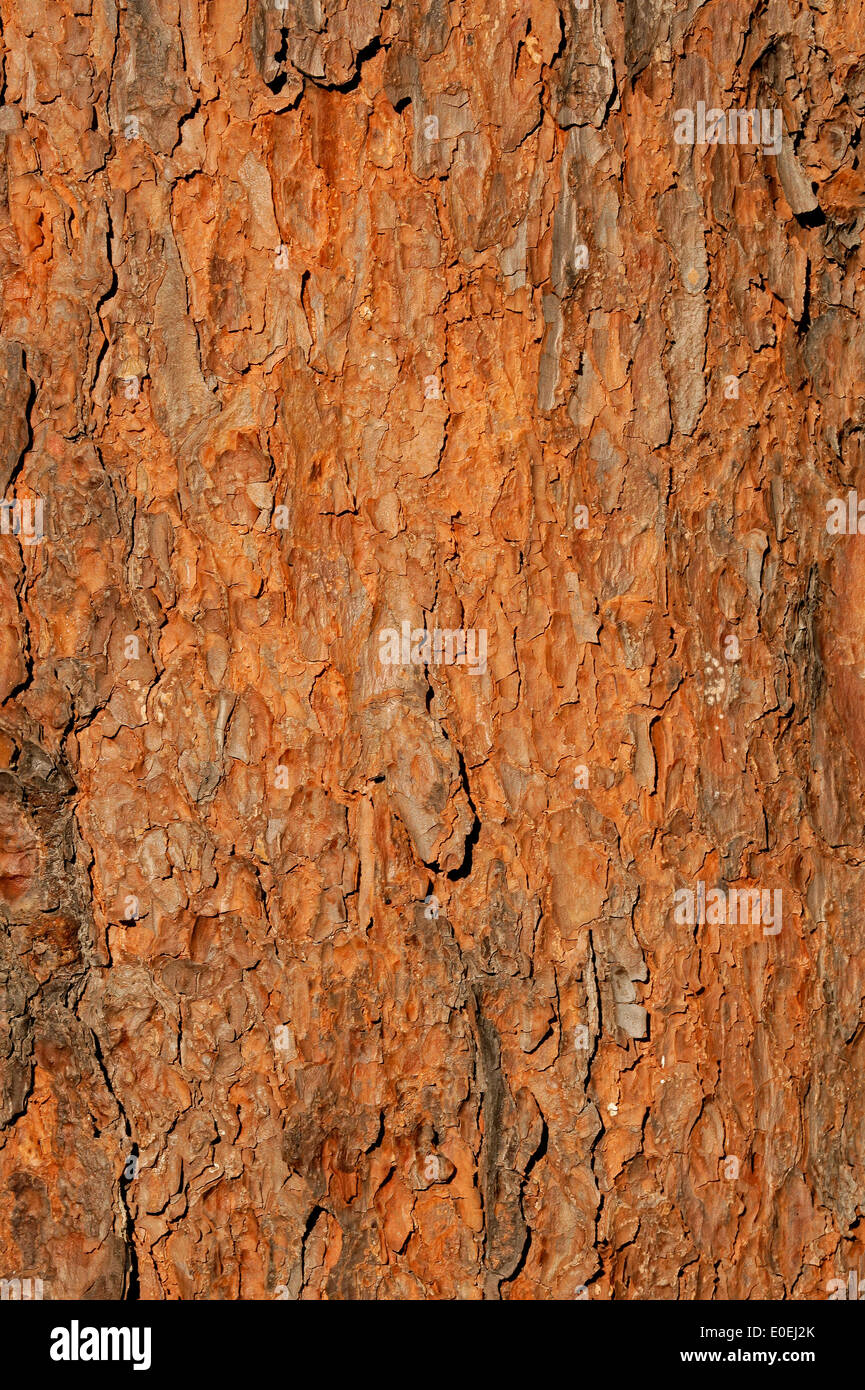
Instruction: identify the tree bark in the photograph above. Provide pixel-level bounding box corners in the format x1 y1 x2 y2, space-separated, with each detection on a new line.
1 0 864 1300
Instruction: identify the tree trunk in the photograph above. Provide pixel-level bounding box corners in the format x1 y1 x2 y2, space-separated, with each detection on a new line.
1 0 864 1300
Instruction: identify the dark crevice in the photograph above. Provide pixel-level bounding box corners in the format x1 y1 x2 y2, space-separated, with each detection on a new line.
795 204 826 229
6 352 35 495
322 35 383 93
499 1116 548 1294
265 10 290 95
797 259 812 335
266 71 289 97
446 750 481 881
300 1203 327 1289
89 1028 140 1300
363 1110 385 1153
471 991 506 1295
171 97 202 152
547 7 567 73
447 811 480 880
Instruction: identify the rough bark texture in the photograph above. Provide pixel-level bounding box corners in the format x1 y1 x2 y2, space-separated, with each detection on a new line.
1 0 865 1301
